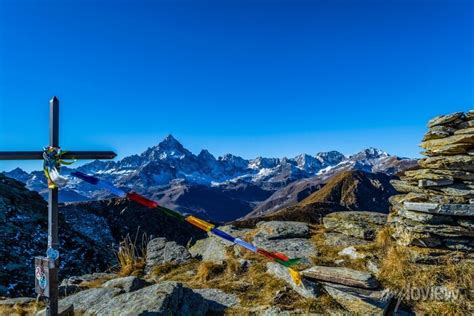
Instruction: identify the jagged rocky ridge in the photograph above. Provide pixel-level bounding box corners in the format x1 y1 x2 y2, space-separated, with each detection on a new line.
389 110 474 252
3 135 415 221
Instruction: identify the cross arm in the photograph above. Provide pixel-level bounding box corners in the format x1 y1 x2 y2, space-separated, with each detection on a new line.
0 151 116 160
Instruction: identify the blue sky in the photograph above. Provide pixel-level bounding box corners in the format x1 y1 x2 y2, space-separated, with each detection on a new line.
0 0 472 172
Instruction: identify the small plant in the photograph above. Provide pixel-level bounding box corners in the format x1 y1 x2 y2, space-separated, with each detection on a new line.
115 229 148 277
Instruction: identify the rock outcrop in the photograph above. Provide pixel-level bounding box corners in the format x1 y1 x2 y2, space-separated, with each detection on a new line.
389 110 474 252
0 175 114 297
145 237 191 272
323 211 387 242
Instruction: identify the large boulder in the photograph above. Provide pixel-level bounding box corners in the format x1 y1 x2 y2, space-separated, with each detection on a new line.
49 281 209 315
323 211 387 240
322 283 392 316
301 266 379 289
87 282 208 315
146 238 191 272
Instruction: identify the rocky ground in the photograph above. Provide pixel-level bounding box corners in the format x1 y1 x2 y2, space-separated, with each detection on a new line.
0 111 472 315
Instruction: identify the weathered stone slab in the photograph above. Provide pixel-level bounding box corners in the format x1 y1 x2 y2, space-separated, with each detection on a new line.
420 134 474 149
436 184 474 197
266 262 320 299
401 220 474 238
423 126 454 141
254 221 311 240
302 266 379 289
404 202 474 216
466 110 474 120
457 120 474 129
422 143 473 156
457 218 474 229
455 126 474 135
404 169 454 181
390 180 424 193
323 232 370 247
428 112 465 128
419 179 453 187
419 155 474 171
322 283 392 316
397 208 455 225
323 211 387 240
443 238 474 252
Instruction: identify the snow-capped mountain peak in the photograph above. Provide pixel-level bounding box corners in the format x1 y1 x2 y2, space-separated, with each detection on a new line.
2 136 415 206
143 134 192 160
350 147 389 160
315 151 346 166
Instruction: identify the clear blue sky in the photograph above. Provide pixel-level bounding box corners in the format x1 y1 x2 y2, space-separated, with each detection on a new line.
0 0 472 172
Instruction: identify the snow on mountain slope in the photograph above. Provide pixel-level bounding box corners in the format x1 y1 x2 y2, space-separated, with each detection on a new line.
2 135 416 221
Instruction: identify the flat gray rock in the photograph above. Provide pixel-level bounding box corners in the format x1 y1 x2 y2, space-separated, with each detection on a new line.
323 232 370 247
428 112 464 128
146 237 191 272
390 180 424 193
404 202 474 216
397 208 455 225
419 179 454 187
254 221 311 241
419 155 474 172
193 288 240 312
302 266 379 289
85 282 208 315
322 282 392 316
266 262 320 299
323 212 387 240
102 276 149 292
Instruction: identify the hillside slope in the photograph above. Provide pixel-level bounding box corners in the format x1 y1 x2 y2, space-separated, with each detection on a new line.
234 170 397 225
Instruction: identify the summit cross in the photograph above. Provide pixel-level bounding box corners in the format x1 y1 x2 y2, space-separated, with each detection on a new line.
0 97 116 316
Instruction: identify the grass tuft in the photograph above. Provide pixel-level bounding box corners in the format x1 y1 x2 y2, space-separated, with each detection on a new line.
115 232 148 277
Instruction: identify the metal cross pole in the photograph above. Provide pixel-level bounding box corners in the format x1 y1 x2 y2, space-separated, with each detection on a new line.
0 97 116 316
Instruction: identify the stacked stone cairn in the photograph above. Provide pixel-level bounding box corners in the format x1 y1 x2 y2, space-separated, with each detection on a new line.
389 110 474 252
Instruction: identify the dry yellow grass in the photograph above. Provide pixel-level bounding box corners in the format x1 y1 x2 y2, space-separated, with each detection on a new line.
377 245 473 315
310 224 474 314
0 300 45 316
115 233 147 277
148 244 341 313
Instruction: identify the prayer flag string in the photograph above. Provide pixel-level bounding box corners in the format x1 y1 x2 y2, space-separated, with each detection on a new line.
70 171 302 285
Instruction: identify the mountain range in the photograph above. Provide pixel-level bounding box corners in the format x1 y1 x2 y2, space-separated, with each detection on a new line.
2 135 416 221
